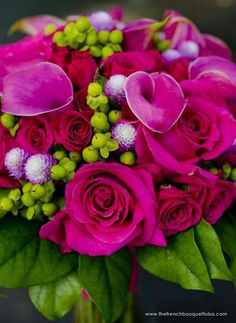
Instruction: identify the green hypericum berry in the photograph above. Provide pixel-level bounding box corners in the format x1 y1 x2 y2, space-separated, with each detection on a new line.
99 104 110 114
120 151 136 166
9 188 21 202
108 110 121 124
31 184 46 200
0 197 14 212
44 182 56 195
44 24 57 36
59 157 71 167
21 193 35 207
42 203 58 217
53 150 67 161
22 182 33 194
222 163 232 180
86 31 98 46
50 165 67 180
1 113 15 129
88 82 103 97
230 168 236 182
53 31 68 47
111 44 122 52
98 30 110 44
26 207 35 220
209 167 218 175
76 16 91 32
157 39 170 52
64 22 77 35
69 152 82 163
64 160 76 172
91 112 108 130
90 46 102 57
76 32 86 44
109 29 123 44
82 146 100 163
92 133 108 148
102 46 114 59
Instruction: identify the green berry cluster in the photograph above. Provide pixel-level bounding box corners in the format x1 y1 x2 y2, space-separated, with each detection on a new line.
208 163 236 182
87 82 108 110
51 16 123 58
51 150 82 181
154 32 170 52
0 113 19 137
0 182 61 221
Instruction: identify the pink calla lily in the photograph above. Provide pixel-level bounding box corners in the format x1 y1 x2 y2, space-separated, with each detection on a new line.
202 34 232 60
0 35 46 94
189 56 236 98
124 71 186 133
2 62 73 116
9 14 65 35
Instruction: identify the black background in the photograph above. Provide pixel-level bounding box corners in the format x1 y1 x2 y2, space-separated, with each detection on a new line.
0 0 236 322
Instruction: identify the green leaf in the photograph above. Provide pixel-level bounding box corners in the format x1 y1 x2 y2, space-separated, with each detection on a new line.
0 189 11 219
29 272 81 320
214 216 236 277
136 228 214 292
79 249 132 323
0 217 77 288
194 220 234 281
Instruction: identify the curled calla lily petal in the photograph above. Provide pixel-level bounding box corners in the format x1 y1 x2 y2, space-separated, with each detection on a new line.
202 34 232 60
0 35 45 94
124 71 186 133
123 18 169 51
9 15 65 35
2 62 73 116
165 15 205 48
189 56 236 98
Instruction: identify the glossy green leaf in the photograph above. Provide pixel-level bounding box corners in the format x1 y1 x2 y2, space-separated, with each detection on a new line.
29 272 81 320
214 216 236 277
195 220 234 281
136 228 214 292
79 249 131 323
0 217 77 288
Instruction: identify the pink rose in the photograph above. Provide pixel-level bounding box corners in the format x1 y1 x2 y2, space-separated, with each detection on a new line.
67 50 97 90
167 57 189 82
0 126 14 171
16 115 54 154
49 44 70 71
174 171 236 224
102 50 163 78
136 97 236 175
52 110 92 152
40 163 166 256
156 185 202 236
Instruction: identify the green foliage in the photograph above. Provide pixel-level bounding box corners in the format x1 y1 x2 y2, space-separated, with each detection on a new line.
79 249 132 323
0 217 77 288
29 272 81 320
137 220 234 292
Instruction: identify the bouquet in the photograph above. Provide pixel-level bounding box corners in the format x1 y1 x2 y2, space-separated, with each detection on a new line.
0 7 236 323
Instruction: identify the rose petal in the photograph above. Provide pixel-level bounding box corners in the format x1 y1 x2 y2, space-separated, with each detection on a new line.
9 15 65 35
2 62 73 116
125 71 186 133
189 56 236 98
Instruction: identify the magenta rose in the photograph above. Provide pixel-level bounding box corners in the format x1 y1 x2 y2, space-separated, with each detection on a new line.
156 186 202 236
174 171 236 224
0 126 14 171
40 162 166 256
167 57 189 82
52 110 92 152
16 115 53 154
67 50 97 89
136 97 236 175
102 50 163 78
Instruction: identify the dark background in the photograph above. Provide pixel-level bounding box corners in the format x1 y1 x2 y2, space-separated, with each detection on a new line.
0 0 236 322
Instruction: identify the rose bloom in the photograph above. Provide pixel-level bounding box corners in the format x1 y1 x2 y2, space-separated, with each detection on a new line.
52 110 92 152
156 185 202 236
102 50 163 78
174 172 236 224
16 115 53 154
167 57 189 82
136 96 236 175
40 162 166 256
